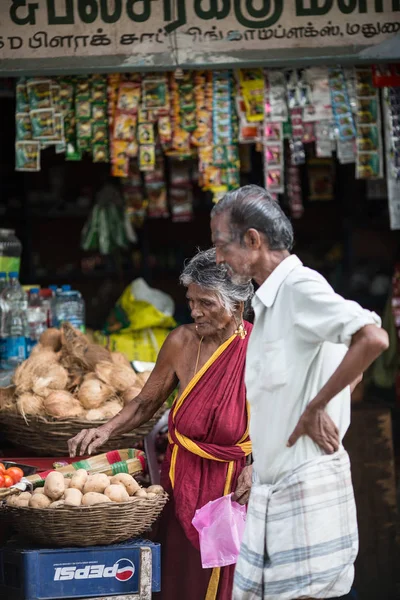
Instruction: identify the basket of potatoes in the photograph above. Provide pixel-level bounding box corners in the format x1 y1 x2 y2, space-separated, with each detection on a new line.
4 469 168 547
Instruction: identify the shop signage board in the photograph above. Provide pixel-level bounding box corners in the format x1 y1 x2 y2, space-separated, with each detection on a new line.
0 1 399 73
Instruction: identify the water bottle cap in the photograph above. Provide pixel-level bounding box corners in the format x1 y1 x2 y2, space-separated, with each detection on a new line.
0 272 6 278
61 284 71 291
9 272 18 278
30 288 40 294
49 285 58 291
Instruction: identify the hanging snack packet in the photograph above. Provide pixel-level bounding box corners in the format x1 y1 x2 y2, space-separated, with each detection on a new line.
93 143 109 163
16 80 30 113
117 81 141 113
114 113 137 141
139 144 156 171
16 113 32 141
30 108 55 139
142 79 168 110
92 122 108 144
356 151 381 179
158 116 172 146
15 141 40 172
111 140 129 177
27 79 52 110
138 123 154 145
51 83 61 108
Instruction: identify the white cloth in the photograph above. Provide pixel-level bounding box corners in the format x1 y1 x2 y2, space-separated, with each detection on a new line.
245 254 381 485
233 451 358 600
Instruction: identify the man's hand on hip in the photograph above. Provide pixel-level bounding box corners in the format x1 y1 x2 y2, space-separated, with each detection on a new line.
287 406 339 454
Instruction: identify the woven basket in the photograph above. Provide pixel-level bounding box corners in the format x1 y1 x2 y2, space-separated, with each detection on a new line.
5 493 168 547
0 404 167 456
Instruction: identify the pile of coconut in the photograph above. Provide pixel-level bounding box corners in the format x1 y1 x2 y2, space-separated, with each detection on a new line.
0 323 150 421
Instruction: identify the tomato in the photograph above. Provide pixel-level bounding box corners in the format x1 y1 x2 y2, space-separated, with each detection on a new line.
5 467 24 484
0 463 6 475
3 475 14 488
0 474 4 488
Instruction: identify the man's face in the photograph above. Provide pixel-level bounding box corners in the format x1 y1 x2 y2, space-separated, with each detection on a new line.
211 212 253 284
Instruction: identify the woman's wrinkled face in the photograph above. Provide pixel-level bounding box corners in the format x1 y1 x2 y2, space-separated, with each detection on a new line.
186 283 233 337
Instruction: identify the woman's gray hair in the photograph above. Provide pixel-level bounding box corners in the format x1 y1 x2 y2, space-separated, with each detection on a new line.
180 248 254 315
211 184 294 252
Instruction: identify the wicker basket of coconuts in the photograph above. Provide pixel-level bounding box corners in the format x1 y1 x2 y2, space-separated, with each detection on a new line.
0 323 167 456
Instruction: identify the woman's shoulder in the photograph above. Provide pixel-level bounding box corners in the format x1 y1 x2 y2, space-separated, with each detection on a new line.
165 324 197 347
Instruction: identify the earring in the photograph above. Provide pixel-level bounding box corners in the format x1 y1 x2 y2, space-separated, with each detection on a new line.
234 322 247 340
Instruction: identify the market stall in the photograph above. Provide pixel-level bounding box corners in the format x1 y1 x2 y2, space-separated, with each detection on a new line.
0 2 399 599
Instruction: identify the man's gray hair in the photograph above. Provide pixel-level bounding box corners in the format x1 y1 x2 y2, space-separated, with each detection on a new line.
211 184 294 252
180 248 254 315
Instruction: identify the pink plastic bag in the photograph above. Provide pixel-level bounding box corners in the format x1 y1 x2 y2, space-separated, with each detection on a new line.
192 493 246 568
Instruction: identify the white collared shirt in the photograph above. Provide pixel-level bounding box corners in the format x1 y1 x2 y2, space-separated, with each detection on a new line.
246 254 381 485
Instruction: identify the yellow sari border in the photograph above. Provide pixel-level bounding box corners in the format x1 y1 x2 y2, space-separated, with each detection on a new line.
172 333 236 418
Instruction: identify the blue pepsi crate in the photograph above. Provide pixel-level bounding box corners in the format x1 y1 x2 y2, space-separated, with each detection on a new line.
0 539 161 599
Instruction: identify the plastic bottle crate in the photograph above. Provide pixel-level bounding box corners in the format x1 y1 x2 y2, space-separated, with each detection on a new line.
0 539 161 600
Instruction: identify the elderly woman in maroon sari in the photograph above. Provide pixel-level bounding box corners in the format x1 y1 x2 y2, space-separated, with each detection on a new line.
69 248 254 600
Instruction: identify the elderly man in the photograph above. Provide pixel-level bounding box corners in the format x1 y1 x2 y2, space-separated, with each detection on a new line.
210 185 388 600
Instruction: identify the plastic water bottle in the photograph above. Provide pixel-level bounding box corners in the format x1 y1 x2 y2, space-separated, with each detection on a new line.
48 285 59 327
39 289 55 328
3 272 28 369
56 288 85 332
27 288 47 355
0 272 8 368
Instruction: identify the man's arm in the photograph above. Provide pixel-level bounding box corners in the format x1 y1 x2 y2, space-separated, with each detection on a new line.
288 324 388 453
68 331 180 456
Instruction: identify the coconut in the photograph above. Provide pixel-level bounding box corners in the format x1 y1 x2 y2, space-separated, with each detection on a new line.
85 408 107 421
80 344 112 372
40 328 62 352
95 361 137 393
31 363 69 398
111 352 132 369
0 386 16 412
101 399 123 418
16 393 43 418
13 351 61 394
43 391 84 419
78 375 114 409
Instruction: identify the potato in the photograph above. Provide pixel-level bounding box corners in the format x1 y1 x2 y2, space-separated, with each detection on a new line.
146 492 157 499
83 474 110 495
82 492 111 506
14 492 32 507
134 488 147 498
29 494 52 508
110 473 139 496
64 488 83 507
104 484 130 503
69 469 88 492
49 500 65 508
44 471 65 501
64 478 71 489
6 494 21 507
33 487 46 495
147 485 164 495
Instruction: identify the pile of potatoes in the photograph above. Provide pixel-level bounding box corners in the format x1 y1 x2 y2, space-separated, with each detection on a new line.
6 469 164 509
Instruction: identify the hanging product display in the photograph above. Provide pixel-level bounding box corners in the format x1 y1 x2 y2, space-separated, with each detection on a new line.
355 68 383 180
14 66 399 225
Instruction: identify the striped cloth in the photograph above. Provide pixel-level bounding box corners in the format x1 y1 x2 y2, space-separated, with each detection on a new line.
233 451 358 600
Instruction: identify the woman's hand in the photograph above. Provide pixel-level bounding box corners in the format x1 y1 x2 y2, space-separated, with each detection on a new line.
233 465 253 505
68 424 112 457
